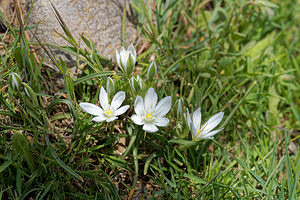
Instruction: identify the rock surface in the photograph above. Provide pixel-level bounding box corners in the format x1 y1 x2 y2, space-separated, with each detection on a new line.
0 0 137 60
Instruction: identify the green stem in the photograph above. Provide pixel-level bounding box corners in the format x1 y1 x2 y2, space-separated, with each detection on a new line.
127 128 143 198
121 0 126 46
121 129 137 159
131 146 139 192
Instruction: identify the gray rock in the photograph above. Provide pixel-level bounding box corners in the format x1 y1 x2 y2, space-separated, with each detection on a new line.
30 0 137 58
1 0 137 62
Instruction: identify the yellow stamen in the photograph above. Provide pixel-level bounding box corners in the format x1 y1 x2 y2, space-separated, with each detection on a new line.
146 113 153 119
105 110 112 116
194 129 202 139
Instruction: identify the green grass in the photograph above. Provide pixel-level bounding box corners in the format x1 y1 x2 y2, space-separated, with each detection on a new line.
0 0 300 199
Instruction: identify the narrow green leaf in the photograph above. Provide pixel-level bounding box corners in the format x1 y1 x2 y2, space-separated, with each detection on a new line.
183 173 207 184
73 71 113 85
0 160 12 173
169 139 197 146
45 135 83 182
12 133 35 171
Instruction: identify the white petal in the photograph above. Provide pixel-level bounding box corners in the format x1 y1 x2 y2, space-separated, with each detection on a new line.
111 91 126 110
175 99 182 116
129 77 136 92
92 114 107 122
199 129 223 139
191 123 198 138
184 109 192 130
99 86 109 110
153 96 171 117
115 105 130 116
131 114 144 125
115 50 121 69
145 87 157 113
143 123 158 133
201 112 224 134
120 47 128 69
136 75 143 89
153 117 169 127
12 75 19 90
127 43 136 63
106 117 118 122
192 107 201 130
79 102 103 116
134 96 144 116
24 87 30 97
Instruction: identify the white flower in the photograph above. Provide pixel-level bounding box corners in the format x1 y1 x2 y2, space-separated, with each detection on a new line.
185 108 224 140
115 43 136 74
79 87 129 122
131 87 171 133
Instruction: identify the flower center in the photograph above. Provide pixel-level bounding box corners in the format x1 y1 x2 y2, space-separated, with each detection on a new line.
194 129 202 139
105 109 112 116
146 113 153 120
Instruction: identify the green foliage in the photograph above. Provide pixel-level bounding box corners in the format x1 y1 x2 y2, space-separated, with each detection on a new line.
0 0 299 199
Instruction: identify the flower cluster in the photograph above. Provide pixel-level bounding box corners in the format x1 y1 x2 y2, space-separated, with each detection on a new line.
80 86 171 132
79 44 224 139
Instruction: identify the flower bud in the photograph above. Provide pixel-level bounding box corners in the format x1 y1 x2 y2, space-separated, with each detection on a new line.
126 53 134 76
174 99 182 119
106 77 115 98
115 43 136 76
9 72 22 91
147 61 158 82
129 75 144 93
22 82 37 104
136 75 144 90
129 77 138 93
24 87 30 97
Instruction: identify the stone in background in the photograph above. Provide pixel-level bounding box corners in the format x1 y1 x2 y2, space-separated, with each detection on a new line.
0 0 137 60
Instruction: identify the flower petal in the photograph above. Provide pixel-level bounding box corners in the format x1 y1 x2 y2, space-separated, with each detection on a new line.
106 117 118 122
134 96 144 116
111 91 126 110
201 112 224 134
144 87 157 113
153 96 171 117
153 117 169 127
79 102 103 116
131 114 144 125
115 105 130 116
99 86 109 110
127 44 136 64
92 113 107 122
120 46 128 69
191 123 198 138
128 44 136 59
143 123 158 133
199 129 223 139
192 107 201 130
115 50 121 69
184 109 192 129
129 77 136 92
